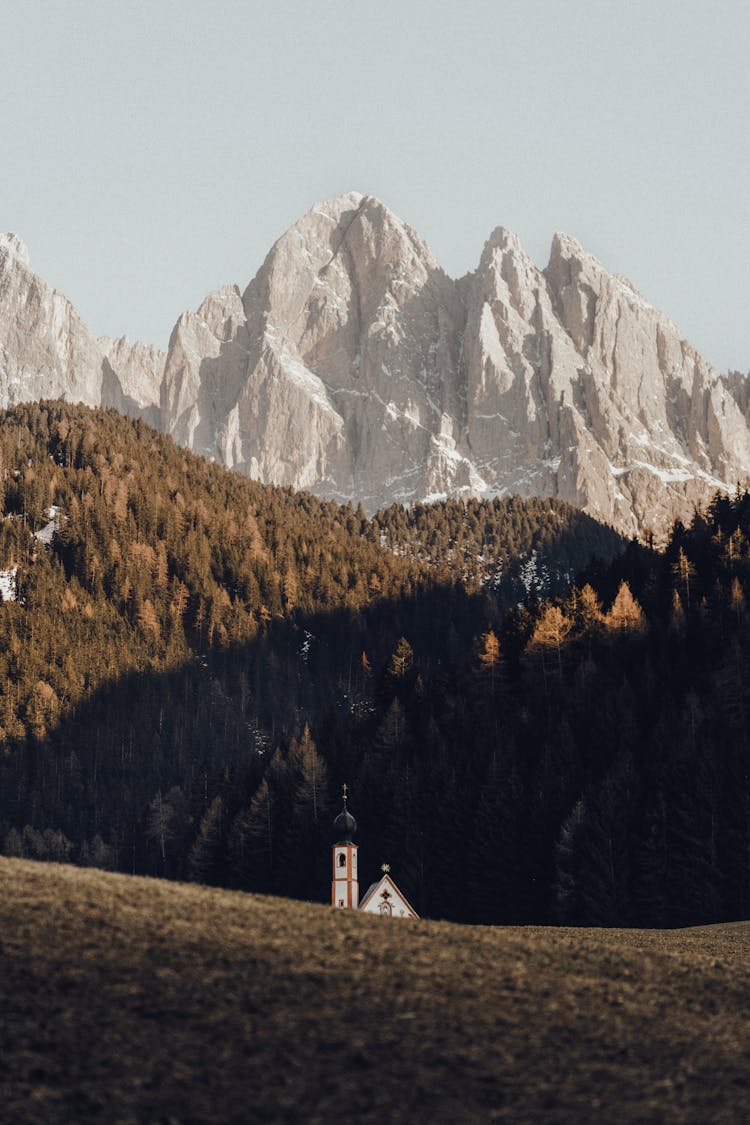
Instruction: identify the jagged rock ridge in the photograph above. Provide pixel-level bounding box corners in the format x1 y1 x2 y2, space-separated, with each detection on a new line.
159 194 750 536
2 204 749 537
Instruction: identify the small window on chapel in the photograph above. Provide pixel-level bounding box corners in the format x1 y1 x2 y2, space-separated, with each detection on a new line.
338 853 346 867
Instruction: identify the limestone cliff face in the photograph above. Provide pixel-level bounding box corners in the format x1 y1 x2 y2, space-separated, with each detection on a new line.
0 233 106 408
159 195 750 535
541 233 750 534
0 233 162 424
99 336 165 427
160 193 471 506
2 206 749 538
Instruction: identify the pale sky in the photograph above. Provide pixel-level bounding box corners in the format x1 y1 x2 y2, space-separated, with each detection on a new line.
2 0 748 372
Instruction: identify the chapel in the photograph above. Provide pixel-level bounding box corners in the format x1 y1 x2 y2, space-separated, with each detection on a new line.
331 786 419 919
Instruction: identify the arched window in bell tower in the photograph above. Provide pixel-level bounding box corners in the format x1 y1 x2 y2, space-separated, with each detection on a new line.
338 852 346 868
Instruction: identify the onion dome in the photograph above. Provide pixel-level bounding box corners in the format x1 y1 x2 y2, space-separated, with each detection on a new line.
333 794 357 843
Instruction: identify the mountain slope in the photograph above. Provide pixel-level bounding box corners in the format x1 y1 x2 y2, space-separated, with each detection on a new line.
0 405 621 837
2 858 749 1124
3 199 749 536
0 401 427 741
0 232 164 417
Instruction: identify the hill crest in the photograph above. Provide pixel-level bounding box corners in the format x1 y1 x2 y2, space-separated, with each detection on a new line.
2 856 749 1124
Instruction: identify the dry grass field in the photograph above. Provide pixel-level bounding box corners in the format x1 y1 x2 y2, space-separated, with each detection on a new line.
1 858 748 1123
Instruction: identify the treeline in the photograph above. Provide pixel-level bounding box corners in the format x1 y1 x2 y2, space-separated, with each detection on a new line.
2 403 749 928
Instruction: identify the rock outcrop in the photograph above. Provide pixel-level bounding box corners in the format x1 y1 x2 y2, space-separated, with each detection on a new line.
2 203 749 538
99 336 165 427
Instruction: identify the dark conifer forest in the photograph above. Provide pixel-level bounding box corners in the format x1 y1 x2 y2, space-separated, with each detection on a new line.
1 402 749 927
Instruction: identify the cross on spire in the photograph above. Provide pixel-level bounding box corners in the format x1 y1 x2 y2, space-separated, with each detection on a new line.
342 783 348 803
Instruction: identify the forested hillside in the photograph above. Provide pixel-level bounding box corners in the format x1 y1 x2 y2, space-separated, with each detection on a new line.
369 495 623 595
2 403 749 929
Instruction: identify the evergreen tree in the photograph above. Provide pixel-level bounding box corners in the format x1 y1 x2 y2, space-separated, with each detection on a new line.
228 778 274 892
604 581 646 633
554 756 635 926
188 796 225 885
146 790 176 871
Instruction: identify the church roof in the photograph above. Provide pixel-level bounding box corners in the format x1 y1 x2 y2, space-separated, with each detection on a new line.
333 785 357 843
358 874 419 918
333 802 357 843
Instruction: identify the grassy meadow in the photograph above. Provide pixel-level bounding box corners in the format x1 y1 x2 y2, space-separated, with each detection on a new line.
1 857 748 1123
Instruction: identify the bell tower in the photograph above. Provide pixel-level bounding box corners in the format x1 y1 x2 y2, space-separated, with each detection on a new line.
332 784 359 909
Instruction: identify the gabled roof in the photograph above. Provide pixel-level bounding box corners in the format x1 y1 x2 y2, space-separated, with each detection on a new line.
358 873 419 918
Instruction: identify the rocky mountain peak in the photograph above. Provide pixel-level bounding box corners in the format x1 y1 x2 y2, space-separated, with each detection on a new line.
474 225 544 322
482 225 524 256
548 229 586 261
0 233 30 269
249 191 443 323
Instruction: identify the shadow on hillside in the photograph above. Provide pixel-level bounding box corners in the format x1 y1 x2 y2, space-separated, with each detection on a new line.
4 508 631 867
1 583 489 881
8 528 750 932
0 476 633 892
